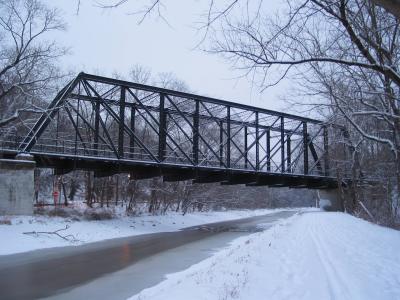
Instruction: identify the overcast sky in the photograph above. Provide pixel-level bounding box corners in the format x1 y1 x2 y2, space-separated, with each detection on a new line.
45 0 289 111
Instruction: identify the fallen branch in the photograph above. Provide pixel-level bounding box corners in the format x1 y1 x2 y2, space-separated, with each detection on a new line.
23 225 79 242
358 200 376 223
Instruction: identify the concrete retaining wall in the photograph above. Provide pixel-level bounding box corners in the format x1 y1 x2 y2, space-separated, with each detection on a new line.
0 155 35 215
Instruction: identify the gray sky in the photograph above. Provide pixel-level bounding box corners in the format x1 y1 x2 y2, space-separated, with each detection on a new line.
46 0 288 111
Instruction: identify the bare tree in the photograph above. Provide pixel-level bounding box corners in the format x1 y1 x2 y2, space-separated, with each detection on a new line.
0 0 67 129
96 0 400 23
203 0 400 223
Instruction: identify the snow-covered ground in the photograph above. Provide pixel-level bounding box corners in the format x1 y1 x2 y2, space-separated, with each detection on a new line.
0 208 292 256
129 212 400 300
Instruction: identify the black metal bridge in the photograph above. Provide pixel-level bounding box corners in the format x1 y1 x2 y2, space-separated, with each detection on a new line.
0 73 347 189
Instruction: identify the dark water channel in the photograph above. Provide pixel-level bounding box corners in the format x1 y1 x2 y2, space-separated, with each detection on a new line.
0 210 296 300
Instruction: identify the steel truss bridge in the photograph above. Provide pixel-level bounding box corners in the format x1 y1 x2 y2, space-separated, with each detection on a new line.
0 73 347 189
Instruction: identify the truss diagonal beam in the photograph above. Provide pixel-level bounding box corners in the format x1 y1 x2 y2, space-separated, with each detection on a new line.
19 76 81 152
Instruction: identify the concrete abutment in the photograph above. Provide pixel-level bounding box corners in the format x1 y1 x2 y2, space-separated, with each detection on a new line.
0 154 35 215
317 189 344 212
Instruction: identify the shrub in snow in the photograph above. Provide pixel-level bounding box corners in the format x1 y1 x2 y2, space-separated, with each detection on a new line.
0 218 11 225
35 207 83 219
83 208 115 220
47 208 78 218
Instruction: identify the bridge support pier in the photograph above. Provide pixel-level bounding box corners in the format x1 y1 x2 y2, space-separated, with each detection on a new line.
0 154 35 215
317 189 344 212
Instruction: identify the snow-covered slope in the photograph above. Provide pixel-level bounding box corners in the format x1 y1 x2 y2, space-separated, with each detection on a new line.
129 212 400 300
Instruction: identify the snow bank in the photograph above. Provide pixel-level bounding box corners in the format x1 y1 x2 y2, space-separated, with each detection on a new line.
129 212 400 300
0 208 290 255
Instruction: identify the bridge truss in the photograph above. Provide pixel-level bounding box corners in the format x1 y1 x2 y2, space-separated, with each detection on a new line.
0 73 347 188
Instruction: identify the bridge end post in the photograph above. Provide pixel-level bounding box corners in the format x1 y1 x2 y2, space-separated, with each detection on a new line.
0 154 35 215
317 189 344 212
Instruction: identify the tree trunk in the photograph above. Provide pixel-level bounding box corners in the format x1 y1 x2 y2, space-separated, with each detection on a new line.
85 171 93 208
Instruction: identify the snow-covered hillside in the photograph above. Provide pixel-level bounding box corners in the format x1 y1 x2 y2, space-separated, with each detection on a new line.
129 212 400 300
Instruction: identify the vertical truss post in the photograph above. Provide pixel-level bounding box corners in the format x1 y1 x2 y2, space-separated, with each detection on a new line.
324 125 330 176
244 126 248 169
130 105 135 159
287 134 291 173
118 87 126 158
56 110 60 149
193 100 200 165
94 94 100 156
74 80 81 155
255 112 259 171
266 129 271 171
219 120 224 167
226 106 231 168
158 93 167 162
280 117 285 173
75 97 80 155
303 122 309 175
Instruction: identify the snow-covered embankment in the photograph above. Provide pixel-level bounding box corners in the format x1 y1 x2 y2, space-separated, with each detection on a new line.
129 212 400 300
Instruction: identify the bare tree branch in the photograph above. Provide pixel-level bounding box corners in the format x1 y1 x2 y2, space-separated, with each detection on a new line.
0 0 67 129
371 0 400 19
23 225 79 242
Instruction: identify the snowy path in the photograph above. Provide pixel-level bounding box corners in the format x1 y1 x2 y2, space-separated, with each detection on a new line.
129 212 400 300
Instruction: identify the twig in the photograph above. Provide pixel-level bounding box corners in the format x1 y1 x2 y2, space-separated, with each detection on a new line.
23 225 79 242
